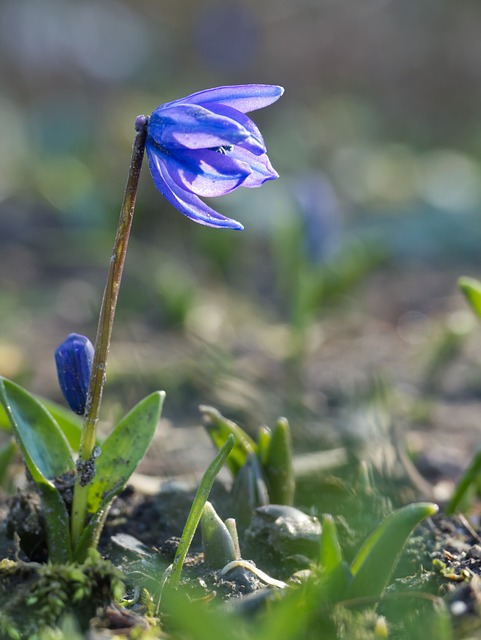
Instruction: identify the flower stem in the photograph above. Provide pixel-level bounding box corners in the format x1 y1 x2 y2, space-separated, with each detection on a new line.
71 115 148 551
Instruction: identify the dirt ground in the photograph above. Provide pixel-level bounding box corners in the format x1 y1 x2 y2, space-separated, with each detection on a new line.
3 260 481 636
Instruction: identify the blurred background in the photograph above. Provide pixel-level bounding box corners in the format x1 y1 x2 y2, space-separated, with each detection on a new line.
2 0 481 480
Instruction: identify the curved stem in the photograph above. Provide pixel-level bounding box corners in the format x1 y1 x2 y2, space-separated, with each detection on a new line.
71 116 148 551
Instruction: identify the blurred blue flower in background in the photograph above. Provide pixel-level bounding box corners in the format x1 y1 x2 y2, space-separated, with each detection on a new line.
293 173 342 264
146 84 284 230
55 333 94 415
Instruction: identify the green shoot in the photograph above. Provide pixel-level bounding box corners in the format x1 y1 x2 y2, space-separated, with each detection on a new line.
169 434 235 588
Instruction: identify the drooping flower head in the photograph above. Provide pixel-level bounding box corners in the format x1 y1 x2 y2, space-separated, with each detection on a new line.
146 84 284 230
55 333 94 415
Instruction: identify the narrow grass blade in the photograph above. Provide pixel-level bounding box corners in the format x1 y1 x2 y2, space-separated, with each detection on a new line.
347 502 438 600
170 434 235 588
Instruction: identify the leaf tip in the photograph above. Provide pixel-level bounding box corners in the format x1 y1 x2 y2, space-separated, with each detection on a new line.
423 502 439 517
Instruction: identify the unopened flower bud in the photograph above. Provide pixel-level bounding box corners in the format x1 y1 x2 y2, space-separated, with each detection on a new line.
54 333 94 415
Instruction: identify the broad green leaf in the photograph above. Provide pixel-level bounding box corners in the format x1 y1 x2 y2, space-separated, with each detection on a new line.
0 377 74 480
0 378 73 562
348 502 438 599
459 276 481 319
263 417 295 505
87 391 165 516
0 395 84 450
74 392 164 561
200 405 256 476
37 398 84 450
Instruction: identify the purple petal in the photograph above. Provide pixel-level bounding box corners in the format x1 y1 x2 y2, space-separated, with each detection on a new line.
165 84 284 114
149 104 249 150
206 103 266 156
163 148 252 197
147 142 244 229
228 147 279 187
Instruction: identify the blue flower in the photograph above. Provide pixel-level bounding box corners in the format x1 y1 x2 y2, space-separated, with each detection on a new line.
146 84 284 230
54 333 94 415
292 173 342 264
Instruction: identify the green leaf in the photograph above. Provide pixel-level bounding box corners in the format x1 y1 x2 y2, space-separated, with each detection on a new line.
0 438 17 487
446 448 481 515
37 480 73 562
170 434 235 588
317 514 351 602
201 501 237 569
348 502 438 599
73 507 111 562
231 453 269 527
263 417 295 505
37 398 84 450
87 391 165 516
0 377 74 480
0 395 85 452
200 406 256 476
74 392 165 561
256 425 271 464
0 403 11 430
459 276 481 319
0 377 74 562
163 586 243 640
319 514 343 574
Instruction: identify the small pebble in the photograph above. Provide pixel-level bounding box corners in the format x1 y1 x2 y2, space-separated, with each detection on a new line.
466 545 481 560
451 600 468 616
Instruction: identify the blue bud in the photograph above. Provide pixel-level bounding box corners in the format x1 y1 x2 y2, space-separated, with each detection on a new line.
54 333 94 415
